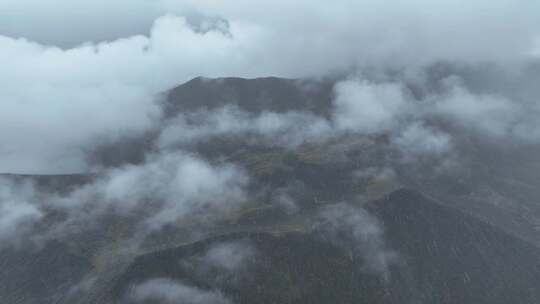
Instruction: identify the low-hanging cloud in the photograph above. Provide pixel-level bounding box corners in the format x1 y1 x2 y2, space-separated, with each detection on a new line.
126 278 231 304
332 80 407 134
315 203 397 280
199 241 256 273
0 152 249 249
432 83 540 142
0 177 43 249
0 15 245 173
158 105 334 149
159 77 455 160
53 152 247 239
391 122 452 158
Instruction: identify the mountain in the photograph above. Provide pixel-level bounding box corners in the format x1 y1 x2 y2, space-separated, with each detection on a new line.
165 77 335 117
112 189 540 304
1 77 540 304
164 76 540 248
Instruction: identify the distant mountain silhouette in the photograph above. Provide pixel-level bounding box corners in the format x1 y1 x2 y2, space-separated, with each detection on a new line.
165 77 335 116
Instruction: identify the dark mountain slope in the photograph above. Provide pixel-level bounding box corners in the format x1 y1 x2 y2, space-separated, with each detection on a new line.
368 189 540 303
0 173 92 193
0 242 92 304
113 189 540 304
165 77 335 116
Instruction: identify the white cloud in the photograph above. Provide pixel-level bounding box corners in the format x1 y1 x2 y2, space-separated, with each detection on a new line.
0 177 43 248
158 77 454 161
315 203 397 279
127 278 231 304
161 0 540 67
333 80 408 134
392 122 452 157
429 82 540 143
200 241 256 272
159 106 334 149
434 85 518 138
0 16 257 173
3 0 538 64
30 152 249 244
273 189 300 215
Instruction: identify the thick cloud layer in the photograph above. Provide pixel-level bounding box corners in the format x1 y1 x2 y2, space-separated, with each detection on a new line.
0 16 236 173
127 278 231 304
1 0 540 173
3 0 539 64
0 177 43 249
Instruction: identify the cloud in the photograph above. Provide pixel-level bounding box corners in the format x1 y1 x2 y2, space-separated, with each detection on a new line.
158 77 455 162
4 0 538 65
5 69 533 248
176 240 257 288
158 106 334 149
11 152 249 246
331 73 540 152
0 15 268 173
332 80 408 134
78 152 244 231
392 122 452 157
426 79 540 143
159 78 410 149
127 278 231 304
272 187 300 215
434 85 519 138
315 203 397 279
354 167 396 180
1 0 539 173
0 177 43 249
200 241 256 273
